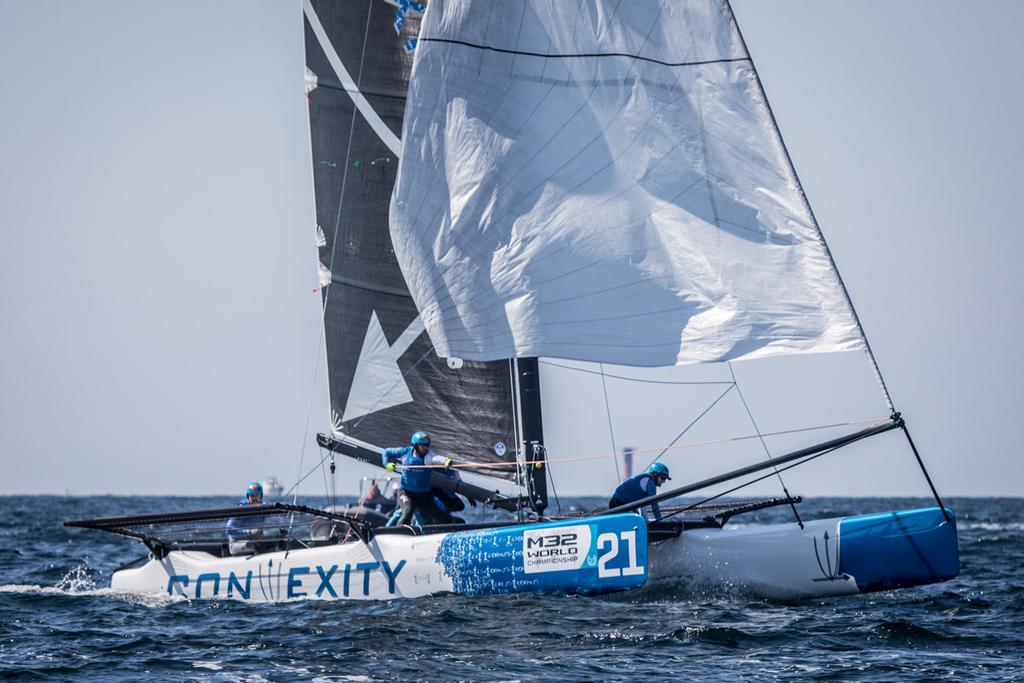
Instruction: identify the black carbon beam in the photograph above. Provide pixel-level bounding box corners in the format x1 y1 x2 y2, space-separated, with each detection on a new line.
517 357 548 514
65 502 376 546
316 434 523 512
601 420 901 517
892 413 953 523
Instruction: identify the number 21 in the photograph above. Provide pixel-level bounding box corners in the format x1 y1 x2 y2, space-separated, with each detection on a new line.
597 529 644 578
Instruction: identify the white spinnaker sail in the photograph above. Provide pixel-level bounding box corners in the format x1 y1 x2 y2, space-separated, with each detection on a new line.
391 0 865 367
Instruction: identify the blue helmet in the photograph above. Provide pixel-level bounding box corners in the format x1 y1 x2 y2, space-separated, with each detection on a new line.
246 481 264 497
647 462 671 481
411 431 431 446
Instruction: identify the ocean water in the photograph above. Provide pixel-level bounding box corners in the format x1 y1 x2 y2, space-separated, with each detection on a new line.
0 495 1021 681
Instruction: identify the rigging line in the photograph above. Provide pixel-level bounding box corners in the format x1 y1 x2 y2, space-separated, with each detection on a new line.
418 37 750 70
320 452 331 505
395 417 892 471
331 454 337 510
446 417 888 471
896 415 952 523
304 0 400 155
539 359 734 385
347 344 436 433
660 444 843 523
292 320 327 505
283 447 336 500
728 363 803 528
642 382 737 470
319 0 374 325
352 473 387 522
547 452 563 516
599 363 622 483
723 0 894 414
293 0 376 504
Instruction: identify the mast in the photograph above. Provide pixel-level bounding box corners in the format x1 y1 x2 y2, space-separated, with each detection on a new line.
516 357 547 514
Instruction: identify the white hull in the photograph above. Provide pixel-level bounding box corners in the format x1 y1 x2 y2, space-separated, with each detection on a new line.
116 531 458 601
110 507 957 602
649 517 862 600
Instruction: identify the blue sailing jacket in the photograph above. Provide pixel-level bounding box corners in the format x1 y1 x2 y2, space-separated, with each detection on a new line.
226 499 258 540
381 447 432 493
611 474 662 520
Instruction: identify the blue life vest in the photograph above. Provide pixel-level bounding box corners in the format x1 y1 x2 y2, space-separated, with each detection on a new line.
381 446 432 493
611 474 662 519
226 499 257 540
387 505 425 527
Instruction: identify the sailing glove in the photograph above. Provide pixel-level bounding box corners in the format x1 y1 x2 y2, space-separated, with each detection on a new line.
385 462 397 472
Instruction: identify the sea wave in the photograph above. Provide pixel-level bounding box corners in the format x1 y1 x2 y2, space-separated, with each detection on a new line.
0 495 1021 682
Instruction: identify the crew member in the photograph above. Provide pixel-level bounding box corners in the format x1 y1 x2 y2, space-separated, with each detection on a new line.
240 481 263 505
227 482 265 554
360 480 398 514
382 431 446 527
608 462 671 521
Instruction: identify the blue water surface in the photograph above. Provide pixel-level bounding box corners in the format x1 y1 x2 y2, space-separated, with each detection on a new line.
0 496 1021 681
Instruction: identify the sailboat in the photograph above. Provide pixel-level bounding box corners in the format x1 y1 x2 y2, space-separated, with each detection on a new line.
66 0 958 602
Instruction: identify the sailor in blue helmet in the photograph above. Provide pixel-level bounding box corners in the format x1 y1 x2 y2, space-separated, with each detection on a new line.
381 431 447 526
240 481 264 505
383 446 474 526
226 482 265 554
608 462 671 521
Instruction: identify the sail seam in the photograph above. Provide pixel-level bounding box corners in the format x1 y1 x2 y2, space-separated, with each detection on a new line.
304 81 408 102
642 383 737 471
328 273 413 299
418 37 749 69
539 360 734 385
599 364 622 483
728 362 804 527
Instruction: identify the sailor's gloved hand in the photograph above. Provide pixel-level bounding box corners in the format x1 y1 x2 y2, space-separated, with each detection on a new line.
385 462 397 472
443 458 453 468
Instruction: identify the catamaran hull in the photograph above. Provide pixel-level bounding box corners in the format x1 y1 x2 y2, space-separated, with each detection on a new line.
650 506 959 600
112 514 649 602
109 508 957 602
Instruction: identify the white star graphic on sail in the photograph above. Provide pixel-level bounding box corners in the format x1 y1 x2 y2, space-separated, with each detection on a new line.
341 312 425 422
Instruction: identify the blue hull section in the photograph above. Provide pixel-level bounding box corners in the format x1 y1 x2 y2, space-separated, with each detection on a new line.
435 513 648 596
839 507 959 593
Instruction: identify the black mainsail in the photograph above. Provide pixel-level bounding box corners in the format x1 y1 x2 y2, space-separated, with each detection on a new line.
302 0 517 476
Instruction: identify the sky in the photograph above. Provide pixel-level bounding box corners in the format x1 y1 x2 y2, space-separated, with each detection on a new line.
0 1 1021 498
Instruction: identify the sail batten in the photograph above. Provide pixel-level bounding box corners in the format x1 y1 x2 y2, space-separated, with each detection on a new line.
391 0 866 368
